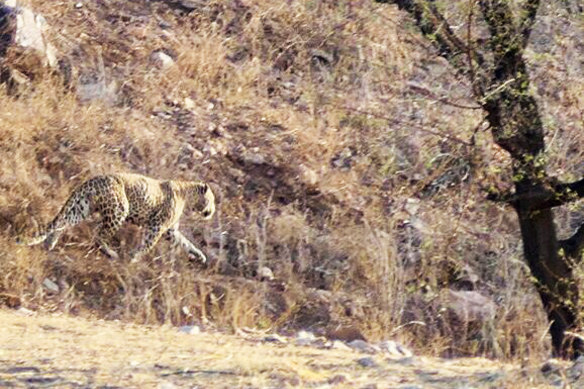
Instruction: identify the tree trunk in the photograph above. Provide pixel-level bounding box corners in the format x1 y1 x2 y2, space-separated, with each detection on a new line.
516 203 582 357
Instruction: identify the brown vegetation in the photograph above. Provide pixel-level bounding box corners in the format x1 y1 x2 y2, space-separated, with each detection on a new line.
0 0 583 361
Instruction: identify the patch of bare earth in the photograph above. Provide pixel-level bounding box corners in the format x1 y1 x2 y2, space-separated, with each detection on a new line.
0 309 559 388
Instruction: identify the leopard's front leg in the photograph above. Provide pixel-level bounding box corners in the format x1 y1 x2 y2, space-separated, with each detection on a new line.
165 226 207 263
130 224 166 263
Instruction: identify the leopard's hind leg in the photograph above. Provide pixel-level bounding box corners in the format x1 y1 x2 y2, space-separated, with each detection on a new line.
91 181 130 259
18 181 94 250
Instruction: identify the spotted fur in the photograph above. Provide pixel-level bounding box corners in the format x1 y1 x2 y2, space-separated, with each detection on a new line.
17 173 215 262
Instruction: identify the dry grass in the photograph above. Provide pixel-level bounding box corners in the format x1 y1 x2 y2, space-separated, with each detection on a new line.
0 0 582 362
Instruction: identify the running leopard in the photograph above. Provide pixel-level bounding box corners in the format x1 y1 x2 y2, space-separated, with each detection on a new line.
17 173 215 262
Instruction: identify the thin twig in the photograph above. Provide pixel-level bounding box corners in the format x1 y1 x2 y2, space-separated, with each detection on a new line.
331 104 474 146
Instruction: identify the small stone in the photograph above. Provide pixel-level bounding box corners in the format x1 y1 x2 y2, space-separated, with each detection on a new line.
541 359 563 376
75 2 83 8
178 325 200 335
77 75 118 105
347 339 378 354
295 338 312 347
299 165 318 187
310 49 334 66
568 356 584 381
263 334 287 344
296 330 316 341
328 374 347 384
404 198 420 216
356 357 378 368
177 0 199 11
258 266 274 281
183 97 195 110
330 340 352 351
16 307 35 316
295 330 318 346
42 278 59 293
150 50 175 70
378 340 413 358
242 151 266 165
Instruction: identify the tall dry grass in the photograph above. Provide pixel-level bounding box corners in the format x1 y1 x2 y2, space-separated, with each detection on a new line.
0 0 582 360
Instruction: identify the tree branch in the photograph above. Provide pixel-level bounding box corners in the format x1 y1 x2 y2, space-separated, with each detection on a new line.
539 178 584 209
560 223 584 261
374 0 488 91
487 177 584 210
478 0 522 73
518 0 541 48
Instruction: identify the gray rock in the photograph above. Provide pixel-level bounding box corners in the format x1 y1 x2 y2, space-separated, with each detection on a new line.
330 340 351 351
328 374 347 384
16 307 34 316
310 49 334 67
298 164 318 187
258 266 274 281
77 72 117 105
178 325 200 335
378 340 413 358
174 0 203 12
241 150 266 165
150 50 175 70
295 330 317 346
568 356 584 381
42 278 59 293
356 357 378 368
444 289 496 323
263 334 287 344
347 339 378 354
1 2 57 67
541 359 563 375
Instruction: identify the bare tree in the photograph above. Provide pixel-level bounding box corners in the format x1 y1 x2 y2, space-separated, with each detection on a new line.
375 0 584 358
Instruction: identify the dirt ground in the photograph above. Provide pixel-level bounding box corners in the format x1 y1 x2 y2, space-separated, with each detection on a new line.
0 308 567 388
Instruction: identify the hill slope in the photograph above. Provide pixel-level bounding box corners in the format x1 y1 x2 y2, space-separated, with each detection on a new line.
0 0 582 360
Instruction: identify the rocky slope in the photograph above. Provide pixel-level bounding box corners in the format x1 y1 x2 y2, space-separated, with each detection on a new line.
0 0 582 360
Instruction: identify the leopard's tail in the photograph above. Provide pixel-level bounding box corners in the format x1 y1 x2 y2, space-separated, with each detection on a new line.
15 180 94 250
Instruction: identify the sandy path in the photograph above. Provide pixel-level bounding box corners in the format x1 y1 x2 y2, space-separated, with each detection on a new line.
0 309 558 388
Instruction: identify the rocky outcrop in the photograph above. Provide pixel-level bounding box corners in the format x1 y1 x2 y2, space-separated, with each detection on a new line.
0 1 58 88
0 1 57 67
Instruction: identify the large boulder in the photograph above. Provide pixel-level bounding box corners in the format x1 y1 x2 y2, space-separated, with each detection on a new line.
443 289 496 324
0 1 58 84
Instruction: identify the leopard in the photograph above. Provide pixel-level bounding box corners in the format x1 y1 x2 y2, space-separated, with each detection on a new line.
17 173 215 262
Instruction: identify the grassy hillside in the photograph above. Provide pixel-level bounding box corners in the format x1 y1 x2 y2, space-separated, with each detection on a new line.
0 0 582 360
